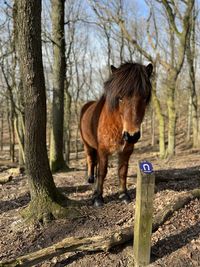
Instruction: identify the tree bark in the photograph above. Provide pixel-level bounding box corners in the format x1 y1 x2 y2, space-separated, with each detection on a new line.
14 116 25 166
186 95 192 143
162 0 195 157
13 0 75 223
17 81 25 166
186 8 199 148
166 72 177 156
151 108 155 147
64 84 72 165
50 0 67 172
0 110 4 151
151 76 166 158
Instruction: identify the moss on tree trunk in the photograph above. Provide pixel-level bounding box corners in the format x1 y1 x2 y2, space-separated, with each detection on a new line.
21 190 80 224
151 77 166 158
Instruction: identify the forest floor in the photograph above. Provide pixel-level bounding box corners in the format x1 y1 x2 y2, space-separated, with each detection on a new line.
0 139 200 267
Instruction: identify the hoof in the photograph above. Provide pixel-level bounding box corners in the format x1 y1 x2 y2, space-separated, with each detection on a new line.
119 192 131 204
93 195 104 207
87 175 95 184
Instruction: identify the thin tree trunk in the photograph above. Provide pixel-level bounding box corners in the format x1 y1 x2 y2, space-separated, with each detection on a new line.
17 80 25 166
6 104 12 159
151 76 166 158
1 47 16 163
50 0 67 172
191 94 199 148
0 111 4 151
64 84 72 165
14 115 25 166
186 8 199 148
151 108 155 147
164 1 194 156
5 87 15 162
167 91 176 156
10 109 15 162
186 95 192 142
75 126 79 161
166 71 177 157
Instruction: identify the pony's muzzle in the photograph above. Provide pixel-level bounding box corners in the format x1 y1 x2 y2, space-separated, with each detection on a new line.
122 131 141 144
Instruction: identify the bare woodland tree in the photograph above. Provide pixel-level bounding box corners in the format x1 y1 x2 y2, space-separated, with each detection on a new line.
50 0 67 172
0 3 25 165
13 0 76 223
186 6 200 148
158 0 195 156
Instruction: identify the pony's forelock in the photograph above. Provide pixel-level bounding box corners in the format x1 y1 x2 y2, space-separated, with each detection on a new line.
104 62 152 111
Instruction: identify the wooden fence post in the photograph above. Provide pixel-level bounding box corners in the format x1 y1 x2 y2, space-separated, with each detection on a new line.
133 160 155 267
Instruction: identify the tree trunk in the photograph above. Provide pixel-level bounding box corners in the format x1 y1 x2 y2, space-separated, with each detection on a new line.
191 94 199 148
50 0 67 172
151 108 155 147
10 106 15 162
161 1 194 157
64 85 72 165
1 54 16 162
167 91 176 156
75 126 79 161
151 76 166 158
5 91 15 162
14 0 77 223
17 80 25 166
0 111 4 151
14 115 25 166
166 71 177 157
6 102 12 160
186 9 199 148
186 95 192 143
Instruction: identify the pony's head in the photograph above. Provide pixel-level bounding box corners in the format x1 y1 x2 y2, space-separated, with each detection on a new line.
104 62 153 144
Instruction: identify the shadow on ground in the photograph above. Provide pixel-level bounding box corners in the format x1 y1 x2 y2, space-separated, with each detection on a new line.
151 221 200 261
0 193 30 214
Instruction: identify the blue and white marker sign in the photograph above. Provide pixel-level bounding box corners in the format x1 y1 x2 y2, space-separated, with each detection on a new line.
139 161 153 174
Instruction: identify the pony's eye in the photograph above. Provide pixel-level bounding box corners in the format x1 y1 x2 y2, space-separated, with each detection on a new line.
119 98 123 103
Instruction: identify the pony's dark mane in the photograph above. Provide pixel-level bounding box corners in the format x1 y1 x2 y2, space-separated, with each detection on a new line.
104 62 152 111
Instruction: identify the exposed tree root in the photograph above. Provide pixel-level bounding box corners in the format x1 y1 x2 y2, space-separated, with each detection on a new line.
50 159 70 174
60 184 92 193
20 193 82 225
1 189 200 267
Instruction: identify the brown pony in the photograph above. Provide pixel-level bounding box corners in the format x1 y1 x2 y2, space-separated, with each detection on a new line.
80 62 153 206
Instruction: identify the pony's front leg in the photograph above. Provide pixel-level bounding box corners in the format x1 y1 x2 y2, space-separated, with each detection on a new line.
118 148 133 204
93 151 108 207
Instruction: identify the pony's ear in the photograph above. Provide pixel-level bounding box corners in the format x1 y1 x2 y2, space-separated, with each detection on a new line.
111 65 117 73
146 63 153 77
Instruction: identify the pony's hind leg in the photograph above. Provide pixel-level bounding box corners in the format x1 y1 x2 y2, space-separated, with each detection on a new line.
118 148 133 204
84 145 97 184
